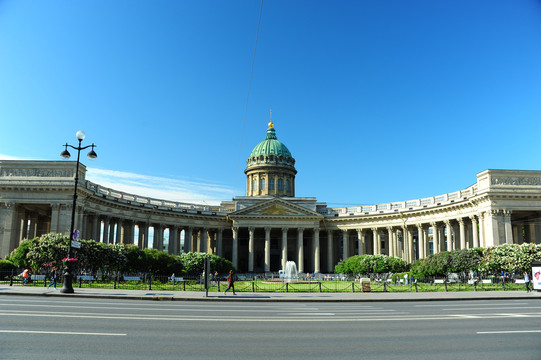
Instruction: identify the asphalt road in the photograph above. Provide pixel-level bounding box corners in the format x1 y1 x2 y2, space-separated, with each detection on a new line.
1 296 540 360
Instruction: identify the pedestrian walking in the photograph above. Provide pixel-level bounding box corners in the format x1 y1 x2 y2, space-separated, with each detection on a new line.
22 268 30 285
223 270 236 295
524 271 531 292
47 267 58 290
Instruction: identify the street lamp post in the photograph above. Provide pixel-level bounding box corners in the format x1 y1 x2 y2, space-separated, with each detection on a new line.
60 130 97 293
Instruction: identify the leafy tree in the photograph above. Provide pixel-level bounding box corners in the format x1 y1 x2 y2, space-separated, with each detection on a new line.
0 259 15 270
178 252 234 275
125 244 147 273
335 254 409 275
7 238 39 268
480 243 541 275
144 248 183 276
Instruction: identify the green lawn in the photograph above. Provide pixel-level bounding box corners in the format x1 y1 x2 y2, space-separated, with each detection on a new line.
7 277 527 293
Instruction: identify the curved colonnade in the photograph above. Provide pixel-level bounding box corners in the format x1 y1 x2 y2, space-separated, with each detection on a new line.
1 160 541 273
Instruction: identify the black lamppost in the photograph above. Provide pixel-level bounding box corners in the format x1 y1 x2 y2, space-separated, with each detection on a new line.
60 130 97 293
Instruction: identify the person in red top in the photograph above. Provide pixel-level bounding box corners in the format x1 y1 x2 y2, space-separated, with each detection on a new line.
223 270 236 295
22 268 30 285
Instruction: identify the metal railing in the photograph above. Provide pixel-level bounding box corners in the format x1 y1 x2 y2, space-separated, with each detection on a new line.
0 270 530 293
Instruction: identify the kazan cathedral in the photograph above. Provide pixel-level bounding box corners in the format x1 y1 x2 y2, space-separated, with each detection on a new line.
1 121 541 273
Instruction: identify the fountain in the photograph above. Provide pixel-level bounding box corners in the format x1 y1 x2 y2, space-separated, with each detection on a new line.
284 261 298 283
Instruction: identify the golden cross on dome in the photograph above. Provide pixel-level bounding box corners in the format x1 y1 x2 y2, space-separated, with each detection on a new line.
268 109 274 128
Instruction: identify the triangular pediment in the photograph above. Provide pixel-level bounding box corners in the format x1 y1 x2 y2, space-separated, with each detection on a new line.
228 198 323 219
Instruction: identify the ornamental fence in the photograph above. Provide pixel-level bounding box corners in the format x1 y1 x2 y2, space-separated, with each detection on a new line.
0 269 531 293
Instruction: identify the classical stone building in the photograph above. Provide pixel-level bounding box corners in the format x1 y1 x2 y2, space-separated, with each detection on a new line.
1 121 541 273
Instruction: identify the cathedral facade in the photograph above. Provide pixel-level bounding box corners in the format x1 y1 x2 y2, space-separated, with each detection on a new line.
1 122 541 273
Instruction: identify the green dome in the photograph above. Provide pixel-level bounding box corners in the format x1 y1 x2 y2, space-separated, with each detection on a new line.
249 124 292 158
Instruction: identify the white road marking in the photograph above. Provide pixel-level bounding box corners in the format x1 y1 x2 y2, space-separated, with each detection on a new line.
0 330 126 336
477 330 541 334
1 310 540 322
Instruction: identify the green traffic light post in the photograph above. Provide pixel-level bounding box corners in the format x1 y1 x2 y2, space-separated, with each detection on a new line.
60 131 97 293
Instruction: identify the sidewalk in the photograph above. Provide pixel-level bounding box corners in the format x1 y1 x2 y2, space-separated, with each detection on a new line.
1 284 539 302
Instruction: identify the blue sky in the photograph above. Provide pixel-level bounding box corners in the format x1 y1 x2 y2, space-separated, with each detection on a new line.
1 1 540 207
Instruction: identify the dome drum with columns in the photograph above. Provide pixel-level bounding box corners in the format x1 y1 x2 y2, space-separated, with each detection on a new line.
245 121 296 197
1 118 541 274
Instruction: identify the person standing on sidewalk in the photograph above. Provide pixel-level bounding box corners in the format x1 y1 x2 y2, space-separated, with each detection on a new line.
524 271 531 292
223 270 236 295
47 267 57 290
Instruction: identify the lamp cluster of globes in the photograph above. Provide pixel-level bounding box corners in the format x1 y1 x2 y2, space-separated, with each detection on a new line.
60 131 97 161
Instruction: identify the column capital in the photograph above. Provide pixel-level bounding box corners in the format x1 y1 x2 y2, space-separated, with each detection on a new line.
457 218 464 225
469 215 478 222
0 201 14 209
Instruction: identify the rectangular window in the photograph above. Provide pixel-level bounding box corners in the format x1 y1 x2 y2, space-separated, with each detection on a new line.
261 178 265 190
278 179 283 190
269 178 275 190
286 180 290 192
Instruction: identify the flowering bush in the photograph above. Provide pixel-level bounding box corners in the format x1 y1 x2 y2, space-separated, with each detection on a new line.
334 254 409 275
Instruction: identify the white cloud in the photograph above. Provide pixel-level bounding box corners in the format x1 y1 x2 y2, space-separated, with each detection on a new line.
0 155 237 205
0 154 25 160
85 168 238 206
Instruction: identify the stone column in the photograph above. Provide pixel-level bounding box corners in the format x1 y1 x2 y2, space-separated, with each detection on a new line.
232 227 239 269
422 227 429 256
169 226 178 254
470 216 479 248
444 220 452 252
458 218 466 250
371 228 378 255
116 219 123 245
281 228 288 271
407 227 414 262
342 230 348 261
479 212 486 247
386 227 393 257
200 228 208 253
103 217 111 244
357 229 364 256
216 228 223 257
502 210 513 244
248 227 255 272
431 223 439 254
484 210 502 247
49 203 60 234
141 224 149 249
298 228 304 272
327 230 333 272
264 227 271 272
91 214 99 241
0 202 17 257
154 224 164 251
184 227 193 253
314 228 320 273
417 225 425 259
